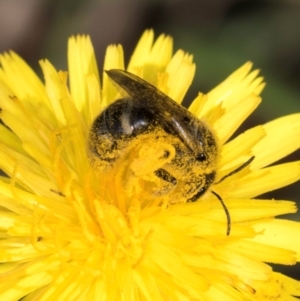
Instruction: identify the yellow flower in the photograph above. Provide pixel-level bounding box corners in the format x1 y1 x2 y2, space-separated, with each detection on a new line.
0 29 300 300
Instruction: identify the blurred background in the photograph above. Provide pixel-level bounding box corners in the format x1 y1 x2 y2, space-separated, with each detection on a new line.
0 0 299 279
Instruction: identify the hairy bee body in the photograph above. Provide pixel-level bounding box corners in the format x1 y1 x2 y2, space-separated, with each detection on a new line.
89 70 218 204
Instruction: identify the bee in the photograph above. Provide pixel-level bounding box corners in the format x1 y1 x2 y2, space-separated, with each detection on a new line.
89 69 254 235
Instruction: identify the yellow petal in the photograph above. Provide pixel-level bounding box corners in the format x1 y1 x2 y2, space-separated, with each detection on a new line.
39 60 67 125
223 161 300 198
128 29 173 83
219 125 265 171
188 92 207 117
251 113 300 169
209 199 297 223
0 30 299 301
68 35 100 124
0 124 25 155
0 52 50 107
102 44 125 107
165 50 195 103
228 239 297 265
213 94 261 144
127 29 155 71
252 219 300 261
200 62 265 118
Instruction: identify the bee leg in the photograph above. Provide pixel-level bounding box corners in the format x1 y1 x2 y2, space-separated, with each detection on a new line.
187 172 216 202
154 168 177 185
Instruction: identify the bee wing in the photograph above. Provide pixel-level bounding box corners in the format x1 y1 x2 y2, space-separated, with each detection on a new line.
105 70 176 109
105 69 203 156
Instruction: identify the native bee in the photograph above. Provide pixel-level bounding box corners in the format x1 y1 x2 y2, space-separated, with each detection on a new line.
89 69 255 235
89 69 219 201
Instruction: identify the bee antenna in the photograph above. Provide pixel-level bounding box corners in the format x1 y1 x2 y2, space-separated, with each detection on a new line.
211 191 231 236
215 156 255 185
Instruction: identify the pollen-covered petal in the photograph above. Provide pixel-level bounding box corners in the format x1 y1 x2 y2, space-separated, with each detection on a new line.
251 113 300 169
223 161 300 199
68 35 100 124
198 62 265 120
102 44 125 107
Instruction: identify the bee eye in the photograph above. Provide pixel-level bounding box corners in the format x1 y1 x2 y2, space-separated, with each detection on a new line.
196 153 206 162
